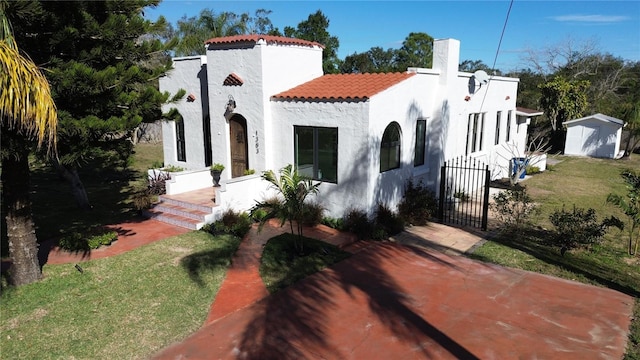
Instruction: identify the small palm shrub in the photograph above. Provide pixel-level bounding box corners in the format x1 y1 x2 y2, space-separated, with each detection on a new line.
607 169 640 256
250 165 320 253
398 180 437 226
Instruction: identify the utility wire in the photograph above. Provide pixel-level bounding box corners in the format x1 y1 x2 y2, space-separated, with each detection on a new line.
479 0 514 113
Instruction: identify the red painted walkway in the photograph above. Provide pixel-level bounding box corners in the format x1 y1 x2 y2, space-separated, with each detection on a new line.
38 218 190 265
155 240 634 359
27 216 634 359
204 221 358 325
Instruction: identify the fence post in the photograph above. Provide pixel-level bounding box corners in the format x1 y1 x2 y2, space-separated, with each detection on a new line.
438 161 446 223
481 165 491 231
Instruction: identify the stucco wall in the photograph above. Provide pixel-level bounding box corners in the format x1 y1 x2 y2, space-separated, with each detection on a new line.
160 56 208 170
204 42 323 183
367 74 439 214
270 100 371 218
445 73 520 180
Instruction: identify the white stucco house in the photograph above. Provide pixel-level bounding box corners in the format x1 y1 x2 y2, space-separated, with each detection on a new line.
563 113 625 159
157 35 526 221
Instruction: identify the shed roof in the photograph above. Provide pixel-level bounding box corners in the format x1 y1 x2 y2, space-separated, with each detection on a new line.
516 107 543 117
271 72 416 102
563 113 624 127
205 35 323 49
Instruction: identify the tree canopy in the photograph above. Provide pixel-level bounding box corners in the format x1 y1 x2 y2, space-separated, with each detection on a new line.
538 76 590 132
8 0 176 208
341 32 434 74
172 9 278 56
284 10 341 74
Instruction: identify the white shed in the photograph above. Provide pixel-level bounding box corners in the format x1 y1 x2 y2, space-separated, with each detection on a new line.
563 113 624 159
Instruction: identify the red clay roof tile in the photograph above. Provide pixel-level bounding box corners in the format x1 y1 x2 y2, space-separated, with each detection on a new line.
272 72 416 101
205 35 324 49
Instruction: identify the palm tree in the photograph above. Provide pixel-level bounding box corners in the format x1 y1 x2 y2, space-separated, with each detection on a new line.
251 164 320 253
607 170 640 256
173 9 248 56
1 6 58 285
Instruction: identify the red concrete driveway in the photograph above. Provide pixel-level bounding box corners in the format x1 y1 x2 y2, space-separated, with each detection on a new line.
155 242 633 359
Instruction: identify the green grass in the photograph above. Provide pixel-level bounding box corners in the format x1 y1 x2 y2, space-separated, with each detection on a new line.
469 154 640 359
2 143 164 255
260 233 351 293
0 231 241 359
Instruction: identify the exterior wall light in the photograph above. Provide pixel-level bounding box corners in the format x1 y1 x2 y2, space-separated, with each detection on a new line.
226 95 236 112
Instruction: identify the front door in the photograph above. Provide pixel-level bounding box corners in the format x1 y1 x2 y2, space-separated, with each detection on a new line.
229 115 248 178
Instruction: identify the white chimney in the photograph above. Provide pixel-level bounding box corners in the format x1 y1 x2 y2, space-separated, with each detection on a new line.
432 38 460 84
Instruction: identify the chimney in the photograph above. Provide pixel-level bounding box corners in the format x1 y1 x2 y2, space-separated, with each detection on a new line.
432 38 460 84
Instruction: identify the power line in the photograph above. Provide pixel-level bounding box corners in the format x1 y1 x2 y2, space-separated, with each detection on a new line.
479 0 514 113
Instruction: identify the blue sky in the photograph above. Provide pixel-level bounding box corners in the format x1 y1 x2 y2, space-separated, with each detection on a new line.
145 0 640 72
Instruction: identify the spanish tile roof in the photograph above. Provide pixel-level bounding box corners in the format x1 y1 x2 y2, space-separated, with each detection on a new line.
272 72 416 101
205 35 324 48
223 73 243 86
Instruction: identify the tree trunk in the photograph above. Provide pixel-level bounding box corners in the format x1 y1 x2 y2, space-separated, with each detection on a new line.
51 159 92 210
1 135 42 286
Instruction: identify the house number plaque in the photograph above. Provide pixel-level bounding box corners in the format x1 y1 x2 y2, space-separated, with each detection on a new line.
255 130 259 154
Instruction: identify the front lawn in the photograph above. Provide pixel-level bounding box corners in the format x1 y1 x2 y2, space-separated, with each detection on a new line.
0 231 240 359
469 154 640 359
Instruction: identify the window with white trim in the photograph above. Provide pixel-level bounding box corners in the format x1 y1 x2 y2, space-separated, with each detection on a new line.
176 120 186 161
294 126 338 183
506 110 512 141
466 113 485 155
414 119 426 166
495 111 502 145
380 122 401 172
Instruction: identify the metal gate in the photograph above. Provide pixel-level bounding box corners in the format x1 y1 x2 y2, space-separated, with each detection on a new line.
438 156 490 230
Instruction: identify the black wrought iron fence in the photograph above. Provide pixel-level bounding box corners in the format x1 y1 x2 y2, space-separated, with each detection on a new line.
438 156 490 230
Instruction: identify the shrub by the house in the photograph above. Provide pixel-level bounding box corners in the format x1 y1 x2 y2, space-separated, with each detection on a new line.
202 209 252 238
398 180 438 226
491 187 538 231
549 205 623 255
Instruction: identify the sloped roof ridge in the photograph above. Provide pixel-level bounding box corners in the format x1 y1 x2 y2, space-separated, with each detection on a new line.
272 72 415 102
563 113 624 126
205 34 324 49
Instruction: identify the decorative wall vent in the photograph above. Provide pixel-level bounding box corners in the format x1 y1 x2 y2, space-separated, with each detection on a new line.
223 73 244 86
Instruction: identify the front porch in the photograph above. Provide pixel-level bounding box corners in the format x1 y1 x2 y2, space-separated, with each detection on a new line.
145 169 272 229
144 188 218 230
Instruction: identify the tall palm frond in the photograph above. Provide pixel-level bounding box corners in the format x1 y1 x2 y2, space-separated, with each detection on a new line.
0 41 58 151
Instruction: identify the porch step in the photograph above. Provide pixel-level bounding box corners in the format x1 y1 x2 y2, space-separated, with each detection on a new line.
157 195 216 214
144 209 204 230
144 190 217 230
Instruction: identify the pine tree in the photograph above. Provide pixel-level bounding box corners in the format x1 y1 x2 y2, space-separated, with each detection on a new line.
8 0 175 209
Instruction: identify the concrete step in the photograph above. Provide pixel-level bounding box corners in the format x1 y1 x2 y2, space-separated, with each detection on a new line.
143 209 204 230
152 202 210 222
157 194 215 213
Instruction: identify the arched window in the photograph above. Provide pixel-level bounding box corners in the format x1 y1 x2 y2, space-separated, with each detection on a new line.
380 122 401 172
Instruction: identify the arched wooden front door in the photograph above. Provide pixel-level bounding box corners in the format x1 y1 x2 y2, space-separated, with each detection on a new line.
229 115 248 178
